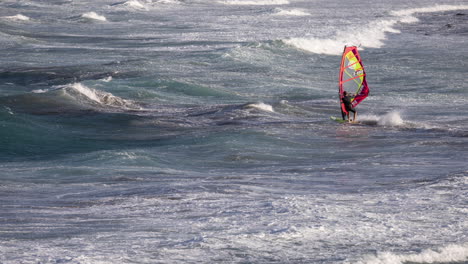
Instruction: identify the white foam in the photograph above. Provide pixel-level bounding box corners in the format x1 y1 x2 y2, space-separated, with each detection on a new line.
273 8 311 17
391 4 468 17
157 0 180 4
219 0 289 5
2 173 466 263
3 14 30 21
285 4 468 55
246 102 274 112
358 112 404 127
114 0 149 10
31 89 49 94
100 76 113 82
354 243 468 264
284 19 400 55
81 12 107 22
377 111 404 127
125 0 147 9
360 111 442 130
70 83 102 103
58 83 140 110
3 106 14 115
117 151 139 160
391 5 468 25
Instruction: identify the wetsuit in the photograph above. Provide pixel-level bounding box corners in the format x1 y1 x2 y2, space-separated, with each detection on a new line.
341 95 356 120
342 95 356 113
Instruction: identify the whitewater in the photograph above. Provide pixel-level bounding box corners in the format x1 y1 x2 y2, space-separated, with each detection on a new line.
0 0 467 263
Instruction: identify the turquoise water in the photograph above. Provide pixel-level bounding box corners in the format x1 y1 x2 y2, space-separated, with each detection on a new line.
1 0 467 263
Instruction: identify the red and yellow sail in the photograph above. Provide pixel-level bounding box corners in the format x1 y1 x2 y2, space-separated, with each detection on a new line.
338 46 369 114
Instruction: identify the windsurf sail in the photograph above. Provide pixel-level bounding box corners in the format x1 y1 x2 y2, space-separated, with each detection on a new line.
338 46 369 116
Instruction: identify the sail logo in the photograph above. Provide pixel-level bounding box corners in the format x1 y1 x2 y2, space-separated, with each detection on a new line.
354 70 363 76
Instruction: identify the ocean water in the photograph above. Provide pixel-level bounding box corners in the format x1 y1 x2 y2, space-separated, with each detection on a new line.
0 0 467 263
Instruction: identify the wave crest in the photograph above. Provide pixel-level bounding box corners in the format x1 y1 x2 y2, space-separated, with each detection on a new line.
245 102 274 112
219 0 289 5
81 12 107 22
3 14 31 21
111 0 149 10
354 243 468 264
58 83 140 110
284 4 468 55
273 8 311 17
284 19 400 55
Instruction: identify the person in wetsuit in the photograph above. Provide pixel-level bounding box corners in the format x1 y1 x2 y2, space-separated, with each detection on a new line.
341 91 357 122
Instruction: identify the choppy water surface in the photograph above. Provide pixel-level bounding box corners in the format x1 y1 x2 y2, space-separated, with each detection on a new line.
0 0 467 263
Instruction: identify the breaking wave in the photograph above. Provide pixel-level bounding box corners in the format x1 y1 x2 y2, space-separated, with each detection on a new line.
219 0 289 5
353 243 468 264
53 83 140 110
111 0 149 10
284 19 399 55
391 4 468 18
273 8 311 17
284 4 468 55
81 12 107 22
2 14 31 21
0 83 141 115
244 102 274 112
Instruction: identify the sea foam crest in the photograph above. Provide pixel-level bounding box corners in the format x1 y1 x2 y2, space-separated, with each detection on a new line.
273 8 311 16
112 0 148 10
3 14 30 21
354 243 468 264
284 19 400 55
285 4 468 55
391 4 468 17
156 0 182 3
125 0 147 9
245 102 274 112
219 0 289 5
81 12 107 22
59 83 140 110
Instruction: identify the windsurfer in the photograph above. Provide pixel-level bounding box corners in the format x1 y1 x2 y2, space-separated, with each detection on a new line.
341 91 357 122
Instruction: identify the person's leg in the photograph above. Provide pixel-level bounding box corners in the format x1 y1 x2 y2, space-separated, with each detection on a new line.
348 108 356 122
341 103 350 121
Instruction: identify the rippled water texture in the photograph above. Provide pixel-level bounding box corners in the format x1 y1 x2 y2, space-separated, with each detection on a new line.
0 0 467 263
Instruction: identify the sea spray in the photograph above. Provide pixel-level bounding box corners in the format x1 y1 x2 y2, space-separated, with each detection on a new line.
377 111 404 126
